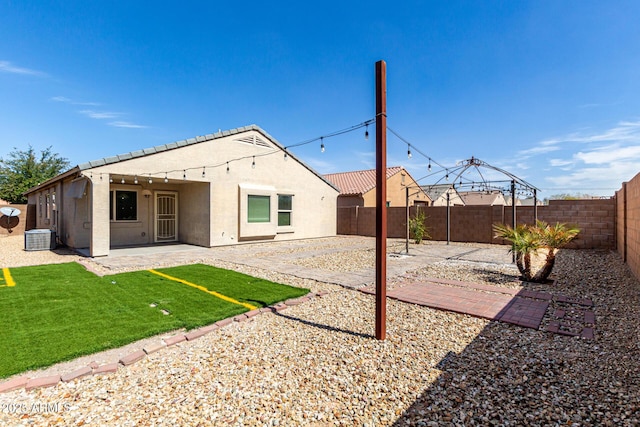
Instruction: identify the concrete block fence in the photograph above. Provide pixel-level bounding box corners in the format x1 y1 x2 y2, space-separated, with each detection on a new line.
338 199 616 250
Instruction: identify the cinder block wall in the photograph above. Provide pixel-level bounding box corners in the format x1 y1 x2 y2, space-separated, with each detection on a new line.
337 198 616 250
616 173 640 280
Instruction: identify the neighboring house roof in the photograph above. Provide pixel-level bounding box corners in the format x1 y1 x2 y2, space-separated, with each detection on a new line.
421 184 455 201
459 191 505 206
25 125 339 194
323 166 404 196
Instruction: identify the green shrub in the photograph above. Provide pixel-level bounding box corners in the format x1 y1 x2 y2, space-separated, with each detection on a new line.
409 210 430 244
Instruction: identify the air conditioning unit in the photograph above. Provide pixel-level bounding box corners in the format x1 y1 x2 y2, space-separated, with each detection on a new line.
24 229 56 251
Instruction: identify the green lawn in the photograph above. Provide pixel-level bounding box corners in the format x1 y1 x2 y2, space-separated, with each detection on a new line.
0 263 308 379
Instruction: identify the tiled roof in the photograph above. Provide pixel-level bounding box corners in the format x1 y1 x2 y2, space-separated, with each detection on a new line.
323 166 404 195
25 125 339 194
77 125 270 170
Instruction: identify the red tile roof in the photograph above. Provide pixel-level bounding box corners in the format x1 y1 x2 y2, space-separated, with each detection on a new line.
323 166 404 195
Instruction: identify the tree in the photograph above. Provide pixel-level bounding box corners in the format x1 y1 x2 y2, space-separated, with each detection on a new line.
493 220 580 283
0 146 70 204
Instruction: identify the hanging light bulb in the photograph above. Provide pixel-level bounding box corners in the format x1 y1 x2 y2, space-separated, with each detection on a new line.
183 170 187 180
100 174 103 181
284 150 288 160
134 175 138 185
445 173 449 181
428 161 431 172
164 172 168 183
148 175 153 184
109 176 113 183
252 156 256 169
365 124 369 140
121 177 125 184
320 138 325 153
407 146 412 159
226 162 230 173
202 167 206 178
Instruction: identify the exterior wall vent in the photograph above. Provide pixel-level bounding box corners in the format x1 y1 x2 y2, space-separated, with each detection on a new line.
234 135 271 148
24 229 56 251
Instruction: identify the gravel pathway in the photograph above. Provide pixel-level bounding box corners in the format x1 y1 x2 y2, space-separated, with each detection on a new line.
0 235 639 425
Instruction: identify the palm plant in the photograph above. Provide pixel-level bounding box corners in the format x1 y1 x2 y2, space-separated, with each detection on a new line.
493 220 579 283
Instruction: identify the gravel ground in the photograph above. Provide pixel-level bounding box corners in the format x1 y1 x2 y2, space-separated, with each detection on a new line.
1 235 639 426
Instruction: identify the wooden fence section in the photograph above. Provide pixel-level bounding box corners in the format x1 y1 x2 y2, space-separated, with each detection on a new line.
338 199 616 250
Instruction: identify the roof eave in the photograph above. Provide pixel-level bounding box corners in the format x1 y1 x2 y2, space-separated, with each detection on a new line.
23 166 82 196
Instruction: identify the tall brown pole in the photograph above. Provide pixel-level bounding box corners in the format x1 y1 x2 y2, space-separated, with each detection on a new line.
375 60 387 340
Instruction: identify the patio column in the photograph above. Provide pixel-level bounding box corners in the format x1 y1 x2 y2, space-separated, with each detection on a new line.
89 177 110 257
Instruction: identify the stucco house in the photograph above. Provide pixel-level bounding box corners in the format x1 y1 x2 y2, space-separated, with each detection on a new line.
24 125 339 257
459 190 507 206
422 184 465 207
323 166 431 208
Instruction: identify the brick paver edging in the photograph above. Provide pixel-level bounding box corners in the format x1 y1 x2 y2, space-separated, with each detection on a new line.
360 280 595 339
0 291 329 394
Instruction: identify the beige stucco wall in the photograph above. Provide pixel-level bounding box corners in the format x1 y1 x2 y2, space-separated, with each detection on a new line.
71 129 338 255
431 189 464 206
361 169 430 207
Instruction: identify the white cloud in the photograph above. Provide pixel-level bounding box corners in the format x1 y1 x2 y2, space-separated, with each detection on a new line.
108 121 148 129
517 144 560 158
51 96 72 103
79 110 121 119
0 60 45 76
51 96 101 106
574 144 640 165
543 160 640 196
549 158 573 167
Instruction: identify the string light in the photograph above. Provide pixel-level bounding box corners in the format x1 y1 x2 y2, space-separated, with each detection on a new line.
365 124 369 140
428 161 431 172
100 174 103 181
91 119 380 190
407 145 412 159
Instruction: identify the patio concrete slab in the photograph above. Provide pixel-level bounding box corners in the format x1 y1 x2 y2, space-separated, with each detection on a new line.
85 238 516 290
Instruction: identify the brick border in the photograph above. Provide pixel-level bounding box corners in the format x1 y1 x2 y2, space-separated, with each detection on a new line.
0 291 328 394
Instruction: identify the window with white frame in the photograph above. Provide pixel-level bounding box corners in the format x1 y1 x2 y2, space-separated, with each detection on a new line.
277 194 293 226
110 190 138 221
247 195 270 223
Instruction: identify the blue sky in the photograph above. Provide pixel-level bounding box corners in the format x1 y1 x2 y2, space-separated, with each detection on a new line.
1 1 639 197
